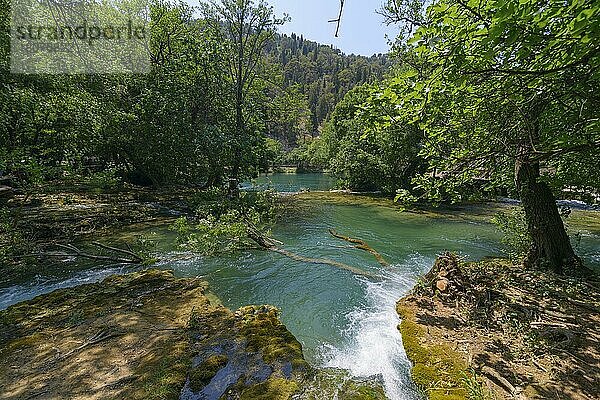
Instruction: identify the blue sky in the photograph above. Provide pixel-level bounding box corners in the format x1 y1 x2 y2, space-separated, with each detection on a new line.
268 0 397 56
188 1 397 56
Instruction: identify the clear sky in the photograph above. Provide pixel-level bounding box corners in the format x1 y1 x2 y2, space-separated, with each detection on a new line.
187 1 397 56
268 0 397 56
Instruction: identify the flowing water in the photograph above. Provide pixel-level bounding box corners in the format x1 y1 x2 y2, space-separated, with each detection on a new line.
2 173 600 400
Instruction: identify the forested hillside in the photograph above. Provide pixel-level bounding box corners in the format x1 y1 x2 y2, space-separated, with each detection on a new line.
267 33 390 139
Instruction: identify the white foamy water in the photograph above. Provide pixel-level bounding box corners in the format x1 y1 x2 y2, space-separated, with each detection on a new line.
321 256 432 400
0 266 130 310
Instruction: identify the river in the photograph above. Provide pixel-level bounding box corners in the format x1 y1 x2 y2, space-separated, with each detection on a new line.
2 173 599 400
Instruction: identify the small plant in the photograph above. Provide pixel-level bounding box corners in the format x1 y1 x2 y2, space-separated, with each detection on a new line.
83 169 121 191
461 370 493 400
491 208 530 262
394 188 418 211
65 309 86 327
132 233 159 265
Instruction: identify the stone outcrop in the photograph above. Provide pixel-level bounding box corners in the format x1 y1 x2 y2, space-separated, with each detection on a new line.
0 269 387 400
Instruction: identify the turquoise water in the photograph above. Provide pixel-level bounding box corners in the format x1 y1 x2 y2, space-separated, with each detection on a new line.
161 199 507 399
2 174 599 400
240 172 337 192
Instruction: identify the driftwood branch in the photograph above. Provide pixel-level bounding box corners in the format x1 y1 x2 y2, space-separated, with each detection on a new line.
91 241 142 260
244 222 375 278
36 243 143 264
329 229 390 267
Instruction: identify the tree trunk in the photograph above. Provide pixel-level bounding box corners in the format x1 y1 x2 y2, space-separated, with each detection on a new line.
515 160 579 274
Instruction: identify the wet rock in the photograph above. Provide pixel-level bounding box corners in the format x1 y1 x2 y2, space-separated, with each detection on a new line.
183 304 309 400
296 368 387 400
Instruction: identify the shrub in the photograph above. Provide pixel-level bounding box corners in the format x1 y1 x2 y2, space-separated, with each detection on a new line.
492 208 530 262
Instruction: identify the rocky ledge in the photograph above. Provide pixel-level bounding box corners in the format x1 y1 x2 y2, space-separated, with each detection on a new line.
397 253 600 400
0 269 386 400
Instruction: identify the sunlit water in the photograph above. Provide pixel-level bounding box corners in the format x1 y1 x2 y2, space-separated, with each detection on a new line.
240 172 337 192
2 174 599 400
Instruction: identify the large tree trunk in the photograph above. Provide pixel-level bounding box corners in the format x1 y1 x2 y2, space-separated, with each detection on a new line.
515 160 579 274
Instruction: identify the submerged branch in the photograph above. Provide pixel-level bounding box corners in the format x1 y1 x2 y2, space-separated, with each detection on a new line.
328 229 390 268
269 247 375 278
245 223 375 278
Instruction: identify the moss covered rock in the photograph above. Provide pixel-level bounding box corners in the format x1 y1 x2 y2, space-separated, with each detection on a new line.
397 303 468 400
0 270 311 400
1 269 393 400
0 269 205 400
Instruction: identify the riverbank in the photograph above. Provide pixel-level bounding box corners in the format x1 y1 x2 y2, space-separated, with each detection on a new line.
0 185 202 285
0 269 386 400
3 182 600 400
397 253 600 400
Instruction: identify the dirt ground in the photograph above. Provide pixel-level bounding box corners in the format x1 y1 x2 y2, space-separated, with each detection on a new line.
397 254 600 400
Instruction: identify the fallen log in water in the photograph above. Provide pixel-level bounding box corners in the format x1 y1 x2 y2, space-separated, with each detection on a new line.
269 247 375 278
328 229 389 267
245 223 375 278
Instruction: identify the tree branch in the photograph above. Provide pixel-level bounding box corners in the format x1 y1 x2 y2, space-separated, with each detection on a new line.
328 0 345 37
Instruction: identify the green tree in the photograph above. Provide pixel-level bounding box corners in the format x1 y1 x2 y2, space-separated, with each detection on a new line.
379 0 600 273
324 84 425 192
202 0 287 180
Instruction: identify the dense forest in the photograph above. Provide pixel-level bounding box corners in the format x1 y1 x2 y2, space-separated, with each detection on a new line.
266 33 390 140
0 2 388 188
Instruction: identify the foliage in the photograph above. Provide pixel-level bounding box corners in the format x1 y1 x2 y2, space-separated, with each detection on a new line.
266 33 391 134
460 370 493 400
365 0 600 271
201 0 288 179
262 85 312 149
321 84 426 192
283 137 329 172
171 215 250 255
131 234 159 266
81 169 122 192
171 190 280 255
371 0 600 201
0 0 391 188
491 208 531 262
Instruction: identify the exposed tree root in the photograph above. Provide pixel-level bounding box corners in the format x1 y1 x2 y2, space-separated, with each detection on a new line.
328 229 390 267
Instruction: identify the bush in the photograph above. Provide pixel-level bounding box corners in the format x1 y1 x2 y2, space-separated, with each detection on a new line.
492 208 531 262
171 190 281 255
